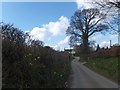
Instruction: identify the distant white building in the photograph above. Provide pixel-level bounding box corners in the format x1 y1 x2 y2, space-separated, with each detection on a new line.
64 48 75 56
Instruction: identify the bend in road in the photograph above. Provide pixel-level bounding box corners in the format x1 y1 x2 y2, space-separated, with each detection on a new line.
69 57 119 88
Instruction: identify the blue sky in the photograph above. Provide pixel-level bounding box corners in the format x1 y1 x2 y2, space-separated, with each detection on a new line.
1 2 118 50
2 2 76 30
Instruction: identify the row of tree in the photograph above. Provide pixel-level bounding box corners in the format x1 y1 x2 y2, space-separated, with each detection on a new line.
74 44 120 59
1 23 70 88
91 45 120 58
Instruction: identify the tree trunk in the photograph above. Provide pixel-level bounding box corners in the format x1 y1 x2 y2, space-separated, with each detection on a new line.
81 34 89 61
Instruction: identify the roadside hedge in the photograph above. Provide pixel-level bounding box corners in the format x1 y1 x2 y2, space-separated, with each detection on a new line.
1 23 70 88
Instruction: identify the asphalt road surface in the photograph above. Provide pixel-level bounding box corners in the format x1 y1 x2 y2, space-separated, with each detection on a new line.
69 57 119 88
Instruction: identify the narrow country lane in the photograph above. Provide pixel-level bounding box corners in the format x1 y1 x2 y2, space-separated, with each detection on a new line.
69 57 119 88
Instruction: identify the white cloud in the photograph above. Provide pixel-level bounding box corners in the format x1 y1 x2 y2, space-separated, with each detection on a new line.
29 27 50 41
110 34 118 39
58 36 70 45
52 45 60 51
30 16 69 41
99 41 110 48
24 30 30 33
51 36 70 50
43 16 69 36
89 34 102 41
76 0 93 9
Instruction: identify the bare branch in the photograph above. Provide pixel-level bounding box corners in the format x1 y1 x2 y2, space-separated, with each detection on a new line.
66 8 108 48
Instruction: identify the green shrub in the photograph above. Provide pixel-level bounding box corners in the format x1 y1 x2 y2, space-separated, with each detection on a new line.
1 23 70 88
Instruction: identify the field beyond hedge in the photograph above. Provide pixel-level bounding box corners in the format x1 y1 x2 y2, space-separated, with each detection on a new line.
85 57 119 84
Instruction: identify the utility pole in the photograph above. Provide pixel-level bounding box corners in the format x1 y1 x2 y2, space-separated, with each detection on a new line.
110 40 112 48
118 7 120 45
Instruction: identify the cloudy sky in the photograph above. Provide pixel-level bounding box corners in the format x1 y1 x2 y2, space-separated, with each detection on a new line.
1 1 118 50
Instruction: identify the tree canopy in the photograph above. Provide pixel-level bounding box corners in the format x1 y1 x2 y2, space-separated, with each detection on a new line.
92 0 120 44
66 8 109 56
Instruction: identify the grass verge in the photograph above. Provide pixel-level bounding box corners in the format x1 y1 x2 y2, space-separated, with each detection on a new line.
84 57 119 84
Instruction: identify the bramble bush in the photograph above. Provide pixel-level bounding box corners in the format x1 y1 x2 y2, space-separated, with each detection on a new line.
1 23 70 88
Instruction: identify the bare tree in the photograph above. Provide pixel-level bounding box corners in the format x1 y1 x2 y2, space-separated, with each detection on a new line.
92 0 120 44
93 0 120 9
66 8 109 58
